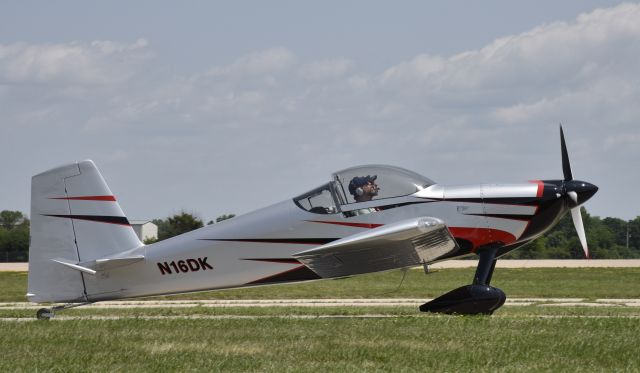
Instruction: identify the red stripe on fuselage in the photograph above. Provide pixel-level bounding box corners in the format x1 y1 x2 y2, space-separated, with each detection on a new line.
306 220 383 229
529 180 544 198
448 227 517 251
50 195 117 201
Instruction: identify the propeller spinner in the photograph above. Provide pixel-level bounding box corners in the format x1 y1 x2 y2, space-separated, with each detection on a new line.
559 125 598 258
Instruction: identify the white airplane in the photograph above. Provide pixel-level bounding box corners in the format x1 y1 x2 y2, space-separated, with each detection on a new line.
28 127 597 319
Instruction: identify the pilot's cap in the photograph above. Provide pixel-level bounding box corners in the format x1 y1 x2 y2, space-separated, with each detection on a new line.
348 175 377 196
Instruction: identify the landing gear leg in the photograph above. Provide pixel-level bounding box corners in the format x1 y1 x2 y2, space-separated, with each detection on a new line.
473 247 499 286
36 302 92 320
422 262 430 274
420 247 506 315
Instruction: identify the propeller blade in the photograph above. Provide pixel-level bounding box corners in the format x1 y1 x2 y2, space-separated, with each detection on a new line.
571 207 589 258
560 125 573 181
567 190 578 205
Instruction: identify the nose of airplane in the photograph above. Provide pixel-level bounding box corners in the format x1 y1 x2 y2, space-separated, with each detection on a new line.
564 180 598 206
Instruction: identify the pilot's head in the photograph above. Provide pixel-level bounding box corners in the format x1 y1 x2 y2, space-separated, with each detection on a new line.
348 175 379 202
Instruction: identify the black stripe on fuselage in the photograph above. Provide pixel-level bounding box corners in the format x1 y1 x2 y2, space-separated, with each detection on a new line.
43 214 130 226
242 258 301 264
429 197 542 206
200 238 338 245
519 198 567 241
247 266 321 285
377 200 436 210
463 213 532 222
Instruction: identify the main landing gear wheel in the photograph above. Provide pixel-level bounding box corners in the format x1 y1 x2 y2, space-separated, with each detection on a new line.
420 246 506 315
36 308 54 320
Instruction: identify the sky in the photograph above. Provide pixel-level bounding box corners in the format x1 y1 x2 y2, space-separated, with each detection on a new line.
1 1 639 222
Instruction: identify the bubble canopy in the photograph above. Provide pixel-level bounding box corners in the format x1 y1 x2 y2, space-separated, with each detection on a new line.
293 165 435 214
333 165 435 204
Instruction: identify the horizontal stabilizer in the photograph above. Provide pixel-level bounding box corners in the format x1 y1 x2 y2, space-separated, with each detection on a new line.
83 255 145 272
293 217 459 278
52 258 97 275
52 255 145 275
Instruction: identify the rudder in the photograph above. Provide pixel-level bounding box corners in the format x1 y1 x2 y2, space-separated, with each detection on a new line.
27 160 142 303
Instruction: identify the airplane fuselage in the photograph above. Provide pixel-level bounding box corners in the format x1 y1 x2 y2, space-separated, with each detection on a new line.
27 127 599 318
74 179 590 302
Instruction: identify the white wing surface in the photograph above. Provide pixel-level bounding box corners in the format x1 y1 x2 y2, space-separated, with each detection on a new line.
293 217 459 278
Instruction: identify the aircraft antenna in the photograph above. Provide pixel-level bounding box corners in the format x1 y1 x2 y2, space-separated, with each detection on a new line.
382 268 409 295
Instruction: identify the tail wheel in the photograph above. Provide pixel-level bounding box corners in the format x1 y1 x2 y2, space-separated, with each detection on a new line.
36 308 53 320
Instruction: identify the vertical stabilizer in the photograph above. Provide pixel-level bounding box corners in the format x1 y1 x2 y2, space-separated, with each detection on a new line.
27 160 142 303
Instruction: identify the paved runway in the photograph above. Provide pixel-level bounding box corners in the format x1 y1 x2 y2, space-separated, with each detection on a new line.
3 259 640 272
3 298 638 322
3 313 640 322
2 298 640 309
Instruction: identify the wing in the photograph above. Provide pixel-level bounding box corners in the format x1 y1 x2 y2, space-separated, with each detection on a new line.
292 217 459 278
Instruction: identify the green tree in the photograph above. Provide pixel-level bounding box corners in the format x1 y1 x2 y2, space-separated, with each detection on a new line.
602 217 628 247
505 208 640 259
0 211 30 261
506 236 547 259
216 214 236 223
206 214 237 225
628 217 640 253
0 227 8 261
0 210 25 230
155 212 204 241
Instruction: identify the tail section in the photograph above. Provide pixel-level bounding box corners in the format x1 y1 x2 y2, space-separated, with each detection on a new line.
27 160 142 302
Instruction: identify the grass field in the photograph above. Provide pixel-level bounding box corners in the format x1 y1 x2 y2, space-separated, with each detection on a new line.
2 308 639 371
3 267 640 302
2 268 639 371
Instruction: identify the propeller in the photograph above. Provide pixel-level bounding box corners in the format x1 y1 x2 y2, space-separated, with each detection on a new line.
560 126 573 181
559 125 597 258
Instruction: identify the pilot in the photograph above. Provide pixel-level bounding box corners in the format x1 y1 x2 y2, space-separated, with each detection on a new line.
348 175 380 203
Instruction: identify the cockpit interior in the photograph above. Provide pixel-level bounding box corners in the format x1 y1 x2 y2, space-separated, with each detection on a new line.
293 165 434 216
